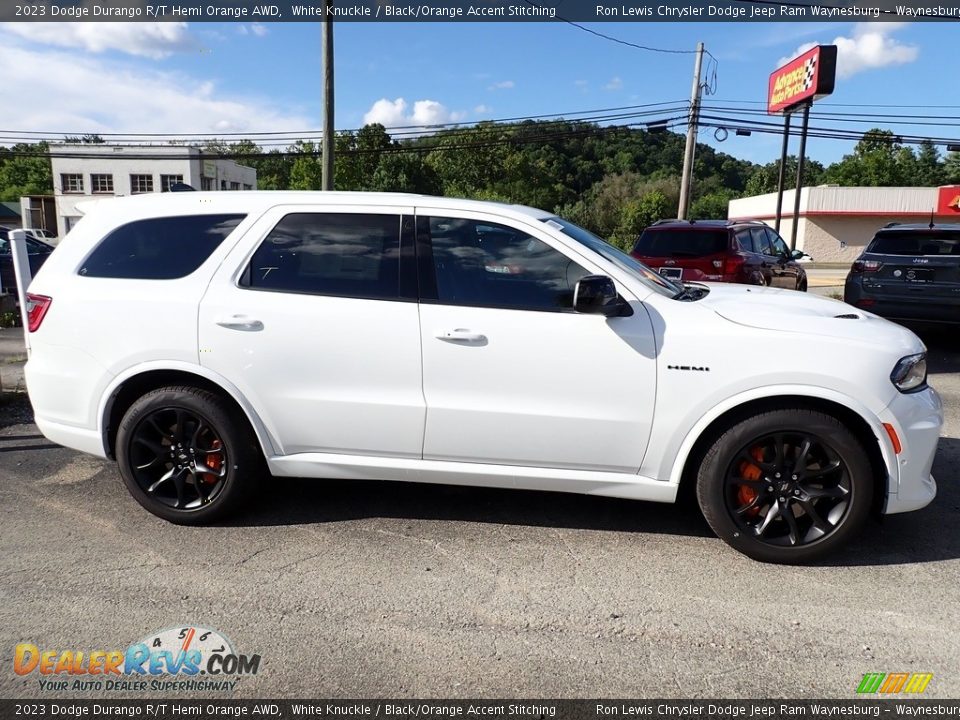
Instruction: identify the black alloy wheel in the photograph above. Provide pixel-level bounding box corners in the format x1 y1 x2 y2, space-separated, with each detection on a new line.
128 407 229 510
724 432 851 547
697 408 873 563
116 385 260 524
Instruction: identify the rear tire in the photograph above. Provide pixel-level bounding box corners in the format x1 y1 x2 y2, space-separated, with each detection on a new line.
695 408 873 564
116 385 261 524
798 278 808 292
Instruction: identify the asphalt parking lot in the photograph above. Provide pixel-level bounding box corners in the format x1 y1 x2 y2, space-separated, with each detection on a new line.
1 302 958 700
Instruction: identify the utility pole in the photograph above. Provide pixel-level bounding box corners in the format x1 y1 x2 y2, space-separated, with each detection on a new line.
677 41 704 220
321 5 335 191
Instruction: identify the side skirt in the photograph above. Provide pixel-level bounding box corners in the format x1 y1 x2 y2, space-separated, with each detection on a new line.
267 453 678 503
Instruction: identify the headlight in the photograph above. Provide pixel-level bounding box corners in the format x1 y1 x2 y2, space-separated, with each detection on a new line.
891 353 927 392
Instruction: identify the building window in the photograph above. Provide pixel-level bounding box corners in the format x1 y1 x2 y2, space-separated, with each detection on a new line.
130 174 154 194
243 184 252 191
230 182 241 191
160 174 184 192
90 174 114 194
61 174 84 194
201 177 214 191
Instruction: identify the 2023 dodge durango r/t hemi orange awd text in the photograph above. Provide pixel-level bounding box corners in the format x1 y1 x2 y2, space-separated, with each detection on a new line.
22 192 941 563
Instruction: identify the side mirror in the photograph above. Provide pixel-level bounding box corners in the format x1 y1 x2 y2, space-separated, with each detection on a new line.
790 249 807 260
574 275 631 317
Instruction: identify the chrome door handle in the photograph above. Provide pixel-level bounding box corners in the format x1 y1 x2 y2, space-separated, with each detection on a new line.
436 328 487 343
215 315 263 331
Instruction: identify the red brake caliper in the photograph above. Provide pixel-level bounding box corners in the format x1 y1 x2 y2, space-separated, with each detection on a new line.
737 446 765 517
202 439 223 485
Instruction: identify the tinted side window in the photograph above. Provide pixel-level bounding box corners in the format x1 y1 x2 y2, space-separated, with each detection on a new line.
242 213 401 300
80 214 244 279
736 230 755 253
425 217 588 312
768 231 790 256
751 227 774 256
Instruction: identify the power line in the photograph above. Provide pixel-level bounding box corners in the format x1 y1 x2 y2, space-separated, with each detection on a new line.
0 100 690 145
0 120 691 162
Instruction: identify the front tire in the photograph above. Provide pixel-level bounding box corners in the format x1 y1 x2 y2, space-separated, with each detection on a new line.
696 408 873 563
116 385 261 524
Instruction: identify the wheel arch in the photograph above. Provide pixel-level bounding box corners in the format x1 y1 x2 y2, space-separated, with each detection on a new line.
671 392 894 516
99 363 279 461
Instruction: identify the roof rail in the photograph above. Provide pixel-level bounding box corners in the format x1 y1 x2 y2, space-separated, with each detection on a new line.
652 218 683 225
882 222 901 228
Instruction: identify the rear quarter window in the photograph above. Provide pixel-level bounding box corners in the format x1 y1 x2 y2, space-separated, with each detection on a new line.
79 214 245 279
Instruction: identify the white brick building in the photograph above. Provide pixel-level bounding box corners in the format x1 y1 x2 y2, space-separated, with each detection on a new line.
24 144 257 238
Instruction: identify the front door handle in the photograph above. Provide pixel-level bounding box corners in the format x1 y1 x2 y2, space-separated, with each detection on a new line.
215 315 264 332
435 328 487 344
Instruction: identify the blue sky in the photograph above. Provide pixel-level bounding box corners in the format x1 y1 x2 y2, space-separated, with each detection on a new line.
0 20 955 166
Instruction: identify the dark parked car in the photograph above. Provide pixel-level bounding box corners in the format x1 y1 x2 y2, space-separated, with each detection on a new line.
631 219 809 290
0 228 54 297
844 223 960 325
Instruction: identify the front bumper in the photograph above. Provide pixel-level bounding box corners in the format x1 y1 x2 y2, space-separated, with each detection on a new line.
880 385 942 514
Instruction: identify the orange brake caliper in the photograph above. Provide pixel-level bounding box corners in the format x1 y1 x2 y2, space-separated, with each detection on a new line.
202 439 223 484
736 446 765 516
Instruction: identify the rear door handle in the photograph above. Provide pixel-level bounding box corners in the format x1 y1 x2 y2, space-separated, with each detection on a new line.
215 315 264 332
435 328 487 344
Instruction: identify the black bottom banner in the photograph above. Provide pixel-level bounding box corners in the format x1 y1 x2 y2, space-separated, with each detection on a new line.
3 700 960 720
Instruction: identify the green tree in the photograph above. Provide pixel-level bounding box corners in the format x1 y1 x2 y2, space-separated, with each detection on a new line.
287 141 323 190
823 129 911 187
946 151 960 184
0 143 53 201
914 140 945 186
610 190 669 250
743 157 826 196
690 190 734 220
370 153 441 194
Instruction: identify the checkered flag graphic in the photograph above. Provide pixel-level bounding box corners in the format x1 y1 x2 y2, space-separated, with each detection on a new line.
803 56 817 91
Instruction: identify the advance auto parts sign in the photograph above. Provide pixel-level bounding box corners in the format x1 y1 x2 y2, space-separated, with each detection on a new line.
768 45 837 114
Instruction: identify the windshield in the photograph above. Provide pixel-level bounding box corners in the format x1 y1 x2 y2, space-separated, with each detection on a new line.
543 217 681 297
634 228 730 257
868 231 960 256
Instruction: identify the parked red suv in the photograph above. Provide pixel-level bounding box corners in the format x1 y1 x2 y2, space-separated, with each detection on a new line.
631 219 809 290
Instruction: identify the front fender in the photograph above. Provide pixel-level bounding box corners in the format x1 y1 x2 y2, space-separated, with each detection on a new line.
655 384 898 491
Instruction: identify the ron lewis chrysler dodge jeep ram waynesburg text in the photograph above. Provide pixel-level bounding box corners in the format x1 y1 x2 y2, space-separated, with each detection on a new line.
22 192 941 563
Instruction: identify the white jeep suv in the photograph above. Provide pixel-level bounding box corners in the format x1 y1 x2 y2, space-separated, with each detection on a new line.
23 192 941 563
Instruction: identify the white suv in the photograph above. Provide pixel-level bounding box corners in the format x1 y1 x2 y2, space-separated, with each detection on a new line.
23 192 941 563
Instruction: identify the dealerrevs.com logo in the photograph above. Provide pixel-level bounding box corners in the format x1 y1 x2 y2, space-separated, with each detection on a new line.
14 625 261 693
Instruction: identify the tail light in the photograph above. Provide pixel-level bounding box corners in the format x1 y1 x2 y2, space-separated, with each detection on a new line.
851 260 882 273
723 254 746 275
25 293 51 332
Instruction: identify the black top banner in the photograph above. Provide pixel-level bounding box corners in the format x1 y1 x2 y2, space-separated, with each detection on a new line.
4 0 960 22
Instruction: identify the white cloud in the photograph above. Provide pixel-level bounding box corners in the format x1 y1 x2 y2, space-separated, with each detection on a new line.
604 76 623 91
0 21 198 59
474 104 493 115
250 23 269 37
0 41 311 136
780 23 918 79
363 98 467 132
488 80 515 91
